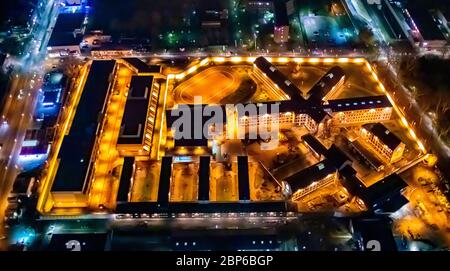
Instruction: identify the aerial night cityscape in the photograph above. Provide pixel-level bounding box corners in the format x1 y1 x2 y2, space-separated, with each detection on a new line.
0 0 450 256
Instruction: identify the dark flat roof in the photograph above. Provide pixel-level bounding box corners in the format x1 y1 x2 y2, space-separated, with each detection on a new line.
301 134 328 156
340 171 408 210
117 76 153 145
350 139 384 170
167 105 226 147
407 5 446 41
285 159 336 192
48 13 85 47
360 173 407 207
274 0 289 27
53 13 86 32
379 194 409 213
198 156 211 201
363 123 402 150
254 57 304 101
122 58 161 73
157 156 173 205
325 144 352 170
48 32 83 47
116 201 289 214
254 57 328 123
339 165 366 195
306 66 345 101
325 95 391 112
237 156 250 201
116 157 135 203
43 91 60 104
52 60 115 192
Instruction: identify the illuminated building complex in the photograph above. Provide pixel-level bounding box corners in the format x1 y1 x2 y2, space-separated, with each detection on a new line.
250 57 394 133
36 55 424 217
323 95 393 126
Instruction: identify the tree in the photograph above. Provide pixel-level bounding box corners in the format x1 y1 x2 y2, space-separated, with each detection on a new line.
358 27 375 47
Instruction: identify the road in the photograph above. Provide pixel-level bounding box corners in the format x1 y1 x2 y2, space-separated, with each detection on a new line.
0 73 40 248
0 0 59 249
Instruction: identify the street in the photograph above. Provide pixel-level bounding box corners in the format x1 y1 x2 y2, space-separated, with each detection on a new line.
0 0 59 249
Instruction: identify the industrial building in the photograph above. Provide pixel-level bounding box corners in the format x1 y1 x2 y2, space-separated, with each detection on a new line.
47 12 87 56
273 0 289 43
51 60 116 194
117 75 160 156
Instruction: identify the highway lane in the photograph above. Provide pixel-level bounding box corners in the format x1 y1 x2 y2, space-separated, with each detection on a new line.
0 0 59 249
0 73 41 248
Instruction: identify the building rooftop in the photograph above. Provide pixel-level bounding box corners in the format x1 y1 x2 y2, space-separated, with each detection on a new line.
198 156 211 201
306 66 346 101
166 104 226 147
363 123 402 150
117 76 153 145
359 173 408 208
284 159 337 192
253 57 329 123
122 58 162 74
324 95 391 112
352 217 398 251
48 13 86 47
52 60 116 192
407 4 446 41
237 156 250 201
254 56 304 101
116 157 134 203
301 134 328 157
325 144 352 171
274 0 289 27
349 139 384 170
116 201 289 214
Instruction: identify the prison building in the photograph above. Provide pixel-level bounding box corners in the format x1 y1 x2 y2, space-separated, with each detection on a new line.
348 138 385 171
237 156 250 201
305 66 346 102
323 95 392 126
339 166 409 212
52 60 117 194
360 123 405 163
157 156 173 207
301 134 328 159
283 159 338 200
116 157 135 203
238 111 319 134
236 100 325 134
253 56 304 101
117 75 160 156
166 104 227 148
121 58 162 75
282 141 352 200
198 156 211 201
